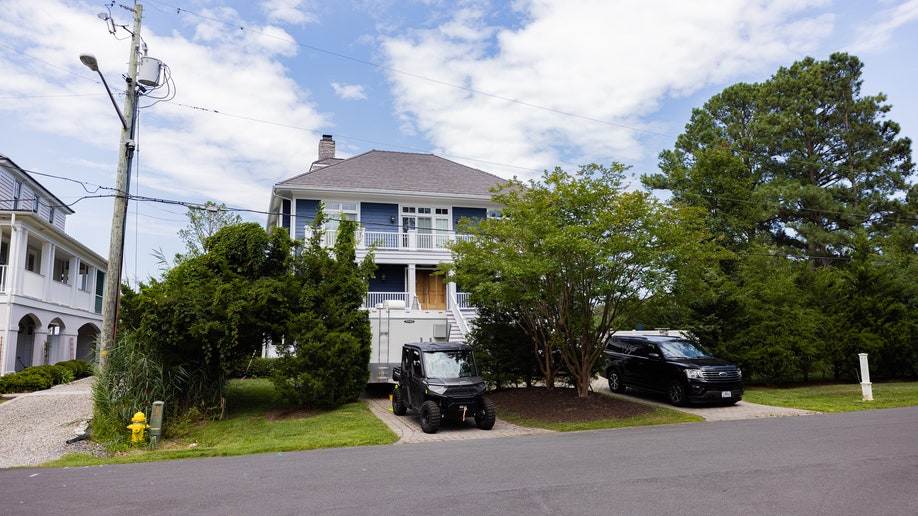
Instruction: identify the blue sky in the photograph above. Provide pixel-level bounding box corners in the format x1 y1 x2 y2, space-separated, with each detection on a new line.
1 0 917 283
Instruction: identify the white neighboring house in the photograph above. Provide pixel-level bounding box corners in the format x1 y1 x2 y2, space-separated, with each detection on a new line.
0 154 107 375
266 136 507 377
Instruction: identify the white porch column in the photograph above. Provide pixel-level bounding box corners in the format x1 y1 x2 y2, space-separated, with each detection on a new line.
407 263 417 310
41 242 53 298
446 281 457 311
33 328 48 367
9 223 26 295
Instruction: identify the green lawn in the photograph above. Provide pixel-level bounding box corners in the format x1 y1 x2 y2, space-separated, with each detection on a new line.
44 379 398 467
743 381 918 412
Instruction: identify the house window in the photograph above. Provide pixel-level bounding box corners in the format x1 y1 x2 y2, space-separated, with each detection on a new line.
322 201 358 244
32 196 39 213
13 181 21 210
26 252 36 272
402 206 450 248
49 207 55 224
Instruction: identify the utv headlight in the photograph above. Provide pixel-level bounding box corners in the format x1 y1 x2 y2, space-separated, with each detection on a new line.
426 384 448 395
684 369 705 379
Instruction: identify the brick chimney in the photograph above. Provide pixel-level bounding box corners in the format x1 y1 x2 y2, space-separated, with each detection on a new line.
318 134 336 160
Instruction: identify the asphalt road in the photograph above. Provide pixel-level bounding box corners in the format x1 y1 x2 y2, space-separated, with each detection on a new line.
3 407 916 515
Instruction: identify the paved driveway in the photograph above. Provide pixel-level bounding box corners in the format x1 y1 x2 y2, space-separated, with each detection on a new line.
363 379 816 444
589 377 817 421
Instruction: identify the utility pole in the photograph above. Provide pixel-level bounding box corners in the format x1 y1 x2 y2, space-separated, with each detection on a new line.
98 2 143 371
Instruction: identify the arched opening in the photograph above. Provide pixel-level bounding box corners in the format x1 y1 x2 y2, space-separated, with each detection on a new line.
76 323 100 363
46 318 65 365
15 314 39 372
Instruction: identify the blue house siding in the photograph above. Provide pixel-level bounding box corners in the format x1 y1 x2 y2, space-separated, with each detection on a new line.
368 264 405 293
295 199 319 240
452 207 486 230
361 202 398 232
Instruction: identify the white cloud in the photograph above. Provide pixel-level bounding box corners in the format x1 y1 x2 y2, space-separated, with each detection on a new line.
0 0 329 281
381 0 834 178
260 0 319 26
331 82 368 100
849 0 918 53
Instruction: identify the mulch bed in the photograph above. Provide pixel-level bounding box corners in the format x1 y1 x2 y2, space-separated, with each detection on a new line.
486 386 653 423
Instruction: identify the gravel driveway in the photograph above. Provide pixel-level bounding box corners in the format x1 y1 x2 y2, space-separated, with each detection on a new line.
0 377 98 469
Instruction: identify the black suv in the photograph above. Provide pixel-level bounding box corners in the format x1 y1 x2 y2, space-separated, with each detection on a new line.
602 335 743 406
391 342 496 433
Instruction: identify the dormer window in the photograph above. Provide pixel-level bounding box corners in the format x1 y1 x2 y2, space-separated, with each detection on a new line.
32 196 39 213
49 206 55 224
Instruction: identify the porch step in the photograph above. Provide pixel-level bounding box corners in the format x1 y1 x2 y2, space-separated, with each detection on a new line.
445 309 478 344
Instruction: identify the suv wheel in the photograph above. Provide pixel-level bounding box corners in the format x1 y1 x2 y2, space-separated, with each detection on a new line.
666 380 687 406
475 398 496 430
607 369 626 393
391 387 407 416
419 400 441 434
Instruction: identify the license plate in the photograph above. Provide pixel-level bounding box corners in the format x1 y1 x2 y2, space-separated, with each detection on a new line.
721 391 732 398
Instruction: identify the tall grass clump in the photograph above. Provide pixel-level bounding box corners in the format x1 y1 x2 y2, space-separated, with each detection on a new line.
92 333 188 446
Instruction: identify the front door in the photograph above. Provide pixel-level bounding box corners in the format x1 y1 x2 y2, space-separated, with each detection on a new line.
415 270 446 310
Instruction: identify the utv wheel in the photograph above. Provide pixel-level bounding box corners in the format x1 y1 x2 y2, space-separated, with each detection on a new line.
391 387 407 416
475 397 496 430
419 400 441 434
607 369 626 393
667 380 687 406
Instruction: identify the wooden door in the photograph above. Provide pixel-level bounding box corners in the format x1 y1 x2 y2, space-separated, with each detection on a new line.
415 270 446 310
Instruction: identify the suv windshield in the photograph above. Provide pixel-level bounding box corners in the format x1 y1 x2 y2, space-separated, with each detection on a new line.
423 350 477 378
657 340 713 359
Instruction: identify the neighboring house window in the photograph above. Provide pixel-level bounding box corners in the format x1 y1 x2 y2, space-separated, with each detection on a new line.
13 181 21 210
53 257 70 284
78 262 91 291
32 196 39 213
49 206 55 224
402 206 450 248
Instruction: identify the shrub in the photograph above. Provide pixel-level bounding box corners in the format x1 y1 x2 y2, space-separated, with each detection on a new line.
0 368 54 393
45 364 75 385
229 356 275 378
58 359 93 379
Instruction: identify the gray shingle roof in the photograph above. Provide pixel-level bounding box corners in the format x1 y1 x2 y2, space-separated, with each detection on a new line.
276 150 506 197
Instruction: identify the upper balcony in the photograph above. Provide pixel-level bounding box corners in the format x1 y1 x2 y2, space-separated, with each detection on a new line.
311 228 474 253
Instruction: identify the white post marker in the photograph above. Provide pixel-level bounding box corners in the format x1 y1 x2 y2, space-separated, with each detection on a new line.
858 353 873 401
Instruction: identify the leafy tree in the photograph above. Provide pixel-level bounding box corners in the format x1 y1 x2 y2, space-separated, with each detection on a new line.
123 223 294 414
272 210 376 408
644 53 916 382
646 53 914 264
445 164 725 397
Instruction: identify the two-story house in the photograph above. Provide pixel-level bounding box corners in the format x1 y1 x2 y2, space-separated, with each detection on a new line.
266 136 506 381
0 154 107 375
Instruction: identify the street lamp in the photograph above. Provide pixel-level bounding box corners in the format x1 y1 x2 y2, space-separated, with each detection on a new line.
80 2 144 371
79 53 128 130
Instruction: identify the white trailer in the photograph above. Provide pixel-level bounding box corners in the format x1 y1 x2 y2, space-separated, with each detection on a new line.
368 300 450 383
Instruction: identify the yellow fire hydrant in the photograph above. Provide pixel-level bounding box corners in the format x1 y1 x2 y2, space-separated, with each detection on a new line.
127 411 150 443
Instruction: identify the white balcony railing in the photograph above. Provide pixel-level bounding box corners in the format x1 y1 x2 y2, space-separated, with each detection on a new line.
366 292 411 308
305 228 475 251
364 291 474 310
